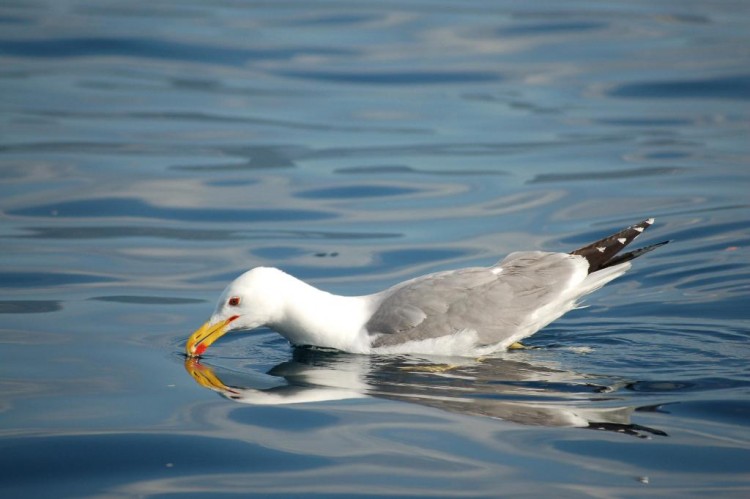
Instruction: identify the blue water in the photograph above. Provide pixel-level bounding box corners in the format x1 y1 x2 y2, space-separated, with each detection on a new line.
2 0 750 496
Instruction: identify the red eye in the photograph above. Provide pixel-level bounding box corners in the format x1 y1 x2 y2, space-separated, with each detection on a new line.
228 296 240 306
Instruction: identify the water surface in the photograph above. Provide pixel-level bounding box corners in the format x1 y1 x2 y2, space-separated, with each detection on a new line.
1 0 749 497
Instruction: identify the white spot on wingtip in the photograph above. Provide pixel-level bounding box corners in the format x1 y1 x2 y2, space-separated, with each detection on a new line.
617 237 627 244
596 247 606 253
634 226 644 232
646 218 655 224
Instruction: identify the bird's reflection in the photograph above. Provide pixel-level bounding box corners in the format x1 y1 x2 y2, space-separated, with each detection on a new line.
184 348 667 438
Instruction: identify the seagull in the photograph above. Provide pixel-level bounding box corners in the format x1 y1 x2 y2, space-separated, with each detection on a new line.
186 218 667 357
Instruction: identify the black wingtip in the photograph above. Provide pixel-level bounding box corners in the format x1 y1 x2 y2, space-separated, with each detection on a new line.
603 239 670 268
570 218 666 273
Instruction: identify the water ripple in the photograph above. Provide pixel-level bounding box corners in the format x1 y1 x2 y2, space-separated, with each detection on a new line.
0 272 119 288
277 69 503 85
609 74 750 101
0 300 62 314
0 37 353 66
528 166 686 184
88 295 204 305
7 197 336 223
12 226 402 242
296 185 421 199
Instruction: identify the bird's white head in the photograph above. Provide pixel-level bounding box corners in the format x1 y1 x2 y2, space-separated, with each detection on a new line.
185 267 286 357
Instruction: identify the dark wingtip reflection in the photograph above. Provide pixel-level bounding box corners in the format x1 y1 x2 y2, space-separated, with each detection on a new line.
587 422 668 439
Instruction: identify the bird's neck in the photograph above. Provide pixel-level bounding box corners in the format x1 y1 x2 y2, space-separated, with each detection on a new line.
269 274 374 353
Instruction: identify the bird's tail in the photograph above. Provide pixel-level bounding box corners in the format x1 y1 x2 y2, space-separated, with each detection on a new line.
570 218 669 273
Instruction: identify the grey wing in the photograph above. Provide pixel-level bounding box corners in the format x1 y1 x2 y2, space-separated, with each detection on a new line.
367 252 585 347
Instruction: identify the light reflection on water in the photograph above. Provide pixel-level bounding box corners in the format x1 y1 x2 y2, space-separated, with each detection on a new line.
1 0 749 496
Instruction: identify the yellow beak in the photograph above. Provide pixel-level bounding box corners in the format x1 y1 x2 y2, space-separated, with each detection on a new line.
185 315 239 357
